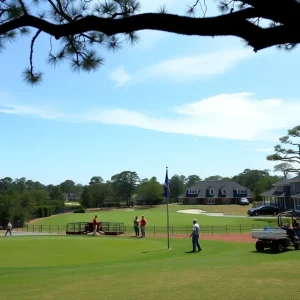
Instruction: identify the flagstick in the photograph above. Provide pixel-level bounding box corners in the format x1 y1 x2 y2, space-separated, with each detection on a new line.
166 167 170 250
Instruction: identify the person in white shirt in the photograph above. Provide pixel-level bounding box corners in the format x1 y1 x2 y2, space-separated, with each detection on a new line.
189 219 202 252
5 221 12 236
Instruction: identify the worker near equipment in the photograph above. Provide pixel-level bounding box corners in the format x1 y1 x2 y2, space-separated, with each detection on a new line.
134 216 140 237
140 215 147 237
189 219 202 252
292 218 299 229
93 215 98 236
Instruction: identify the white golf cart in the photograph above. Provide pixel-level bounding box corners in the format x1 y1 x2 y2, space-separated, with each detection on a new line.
252 210 300 253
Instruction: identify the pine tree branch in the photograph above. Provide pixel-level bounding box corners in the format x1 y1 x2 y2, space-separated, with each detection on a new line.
3 9 295 52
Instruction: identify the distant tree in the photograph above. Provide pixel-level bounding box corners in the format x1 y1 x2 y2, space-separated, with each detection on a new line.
29 190 49 206
139 178 149 185
137 177 163 206
0 194 15 227
59 180 76 193
267 125 300 175
204 175 223 181
19 192 38 220
110 171 139 206
221 177 232 181
169 175 186 201
232 169 270 191
89 176 104 185
0 177 14 193
185 175 201 187
273 163 293 179
13 177 27 194
25 180 34 191
89 183 113 208
31 181 45 190
49 186 65 201
253 176 280 202
81 186 93 208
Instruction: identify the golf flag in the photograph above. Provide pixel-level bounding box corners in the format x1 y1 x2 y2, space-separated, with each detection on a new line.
163 168 170 198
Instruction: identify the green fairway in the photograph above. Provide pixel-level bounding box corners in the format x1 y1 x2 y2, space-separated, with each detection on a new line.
0 235 299 300
32 205 278 234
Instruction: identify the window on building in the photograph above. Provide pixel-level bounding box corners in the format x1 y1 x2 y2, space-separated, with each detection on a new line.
222 199 230 204
237 190 247 194
206 198 215 204
209 189 214 195
189 198 197 204
222 189 227 195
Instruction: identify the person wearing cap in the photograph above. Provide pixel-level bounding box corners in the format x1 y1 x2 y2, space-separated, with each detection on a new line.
189 219 201 252
292 217 299 228
140 215 147 237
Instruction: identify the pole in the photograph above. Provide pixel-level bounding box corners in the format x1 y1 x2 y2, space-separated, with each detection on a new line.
165 166 170 250
167 193 170 249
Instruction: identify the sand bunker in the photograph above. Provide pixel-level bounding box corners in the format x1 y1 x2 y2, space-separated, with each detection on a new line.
177 209 226 217
177 209 206 214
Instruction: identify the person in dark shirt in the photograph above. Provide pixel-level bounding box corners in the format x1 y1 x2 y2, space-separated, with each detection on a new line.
292 218 299 228
134 216 140 237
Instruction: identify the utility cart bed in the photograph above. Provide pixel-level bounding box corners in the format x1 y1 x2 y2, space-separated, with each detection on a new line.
252 229 288 240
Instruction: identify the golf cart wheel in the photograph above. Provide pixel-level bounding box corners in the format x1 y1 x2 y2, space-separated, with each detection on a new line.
256 241 264 252
255 212 259 216
276 243 284 253
294 243 300 250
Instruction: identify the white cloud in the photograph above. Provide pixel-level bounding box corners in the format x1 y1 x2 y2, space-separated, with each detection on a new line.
109 66 132 87
110 49 254 86
146 49 252 80
1 92 300 141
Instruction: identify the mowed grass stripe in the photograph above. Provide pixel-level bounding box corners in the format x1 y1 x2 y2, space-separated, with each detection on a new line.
0 236 300 300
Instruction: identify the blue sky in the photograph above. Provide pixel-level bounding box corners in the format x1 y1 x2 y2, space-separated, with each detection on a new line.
0 0 300 185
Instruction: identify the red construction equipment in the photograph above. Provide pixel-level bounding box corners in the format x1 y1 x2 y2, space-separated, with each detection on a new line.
66 221 124 235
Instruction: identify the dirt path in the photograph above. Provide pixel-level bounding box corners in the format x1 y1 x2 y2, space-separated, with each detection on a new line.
125 233 253 243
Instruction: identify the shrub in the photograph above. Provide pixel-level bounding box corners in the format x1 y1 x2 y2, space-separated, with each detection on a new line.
73 208 85 213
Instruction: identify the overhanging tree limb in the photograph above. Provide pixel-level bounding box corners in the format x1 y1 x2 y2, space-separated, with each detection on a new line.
1 10 298 52
2 0 300 84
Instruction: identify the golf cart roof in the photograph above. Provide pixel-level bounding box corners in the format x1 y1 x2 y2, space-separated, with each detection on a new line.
279 210 300 218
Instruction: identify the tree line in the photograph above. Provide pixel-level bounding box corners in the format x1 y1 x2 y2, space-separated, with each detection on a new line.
0 125 299 226
0 167 287 227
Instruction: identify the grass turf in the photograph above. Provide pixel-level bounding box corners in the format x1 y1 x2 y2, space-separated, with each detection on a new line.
32 205 278 230
0 235 299 300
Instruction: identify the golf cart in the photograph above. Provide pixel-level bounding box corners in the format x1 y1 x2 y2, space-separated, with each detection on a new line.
252 210 300 253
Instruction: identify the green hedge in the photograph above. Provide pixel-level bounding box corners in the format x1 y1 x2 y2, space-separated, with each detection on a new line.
36 206 56 218
73 208 86 213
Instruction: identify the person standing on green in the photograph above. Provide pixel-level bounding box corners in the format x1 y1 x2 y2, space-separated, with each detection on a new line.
134 216 140 237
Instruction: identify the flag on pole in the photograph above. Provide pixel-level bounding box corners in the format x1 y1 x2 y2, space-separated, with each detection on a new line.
163 168 170 198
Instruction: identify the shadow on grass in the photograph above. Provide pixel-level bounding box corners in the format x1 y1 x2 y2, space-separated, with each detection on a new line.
250 248 293 255
142 248 168 253
184 250 202 254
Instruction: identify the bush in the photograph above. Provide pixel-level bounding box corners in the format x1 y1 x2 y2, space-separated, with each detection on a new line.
67 204 84 211
73 208 86 213
36 205 55 218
